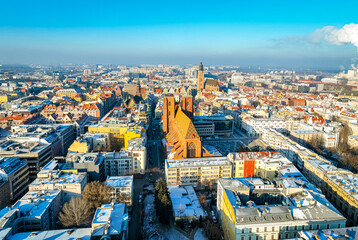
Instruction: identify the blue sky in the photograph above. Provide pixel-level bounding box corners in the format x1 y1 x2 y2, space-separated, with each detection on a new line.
1 0 358 69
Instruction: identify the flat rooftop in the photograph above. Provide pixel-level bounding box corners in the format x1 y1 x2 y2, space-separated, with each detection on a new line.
106 175 133 188
166 156 231 168
168 185 205 219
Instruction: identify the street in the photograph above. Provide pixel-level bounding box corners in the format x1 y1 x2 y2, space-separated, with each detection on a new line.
147 119 165 169
128 99 165 240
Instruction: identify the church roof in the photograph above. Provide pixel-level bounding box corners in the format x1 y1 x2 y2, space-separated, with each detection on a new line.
173 108 199 140
205 78 219 87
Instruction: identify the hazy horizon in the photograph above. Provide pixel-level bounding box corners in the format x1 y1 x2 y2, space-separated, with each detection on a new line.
1 0 358 70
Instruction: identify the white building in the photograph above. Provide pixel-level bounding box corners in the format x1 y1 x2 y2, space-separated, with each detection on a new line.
218 177 346 240
106 176 133 206
91 202 129 240
168 185 205 222
127 137 147 174
0 190 62 234
29 169 87 203
241 117 286 136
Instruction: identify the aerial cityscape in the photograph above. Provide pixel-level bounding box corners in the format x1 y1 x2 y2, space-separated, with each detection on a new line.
1 1 358 240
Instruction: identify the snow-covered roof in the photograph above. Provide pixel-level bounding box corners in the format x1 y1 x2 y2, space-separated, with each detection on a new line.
106 175 133 188
168 185 205 219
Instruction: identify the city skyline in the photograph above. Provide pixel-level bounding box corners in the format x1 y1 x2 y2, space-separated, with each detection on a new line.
1 1 358 70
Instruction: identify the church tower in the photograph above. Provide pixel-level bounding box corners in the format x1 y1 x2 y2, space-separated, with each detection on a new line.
163 95 175 135
197 61 205 93
181 95 194 119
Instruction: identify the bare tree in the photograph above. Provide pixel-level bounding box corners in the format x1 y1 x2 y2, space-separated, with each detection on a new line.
82 181 111 210
198 194 207 208
59 197 91 228
116 192 131 204
208 180 214 191
337 124 352 155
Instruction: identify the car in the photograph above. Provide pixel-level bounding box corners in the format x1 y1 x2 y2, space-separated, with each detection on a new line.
211 211 217 222
139 194 143 204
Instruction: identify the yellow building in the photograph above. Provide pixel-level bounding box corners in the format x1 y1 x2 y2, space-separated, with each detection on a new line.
88 123 145 150
68 140 90 153
123 127 143 150
0 94 17 103
74 95 83 103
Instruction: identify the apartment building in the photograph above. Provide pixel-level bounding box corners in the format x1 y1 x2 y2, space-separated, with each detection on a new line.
106 176 133 206
88 122 145 150
91 202 128 240
168 185 205 222
11 124 75 156
0 190 62 234
165 156 232 186
290 130 323 146
29 169 87 203
240 117 286 136
127 137 146 174
0 180 10 209
0 157 29 203
66 152 105 181
0 140 52 181
217 178 346 240
227 151 291 179
262 128 358 225
103 152 133 176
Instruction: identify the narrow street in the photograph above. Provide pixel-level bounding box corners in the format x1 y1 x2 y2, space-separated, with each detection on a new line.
128 100 165 240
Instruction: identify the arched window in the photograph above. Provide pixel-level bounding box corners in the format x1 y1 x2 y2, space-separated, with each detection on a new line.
188 142 196 158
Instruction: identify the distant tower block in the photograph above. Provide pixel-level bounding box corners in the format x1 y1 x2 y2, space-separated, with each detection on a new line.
197 61 205 93
163 95 175 135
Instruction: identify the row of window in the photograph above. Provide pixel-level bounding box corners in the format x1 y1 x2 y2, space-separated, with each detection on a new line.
240 223 338 234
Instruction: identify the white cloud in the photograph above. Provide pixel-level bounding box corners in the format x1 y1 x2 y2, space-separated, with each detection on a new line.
307 23 358 50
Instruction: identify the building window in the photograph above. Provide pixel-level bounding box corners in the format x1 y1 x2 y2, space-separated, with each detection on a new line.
188 142 196 158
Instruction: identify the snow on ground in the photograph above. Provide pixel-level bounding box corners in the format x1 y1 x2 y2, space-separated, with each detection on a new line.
143 194 192 240
162 228 189 240
144 184 155 192
194 228 207 240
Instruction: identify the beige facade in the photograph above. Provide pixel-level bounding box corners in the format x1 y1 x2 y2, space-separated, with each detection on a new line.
262 128 358 225
29 169 87 203
165 157 232 186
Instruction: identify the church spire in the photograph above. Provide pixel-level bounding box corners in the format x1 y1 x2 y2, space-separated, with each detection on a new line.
199 61 203 71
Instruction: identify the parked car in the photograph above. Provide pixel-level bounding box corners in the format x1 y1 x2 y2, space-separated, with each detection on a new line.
139 194 143 204
211 210 217 223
